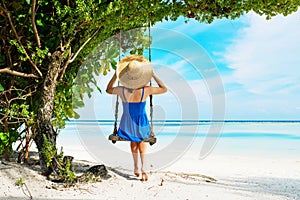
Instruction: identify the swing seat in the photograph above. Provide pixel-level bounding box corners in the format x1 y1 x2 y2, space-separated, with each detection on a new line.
108 132 157 146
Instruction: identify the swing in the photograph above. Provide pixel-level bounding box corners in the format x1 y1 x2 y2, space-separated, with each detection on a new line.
108 9 157 146
108 91 157 145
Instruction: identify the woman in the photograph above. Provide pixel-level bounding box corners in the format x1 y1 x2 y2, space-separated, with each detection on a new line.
106 55 167 181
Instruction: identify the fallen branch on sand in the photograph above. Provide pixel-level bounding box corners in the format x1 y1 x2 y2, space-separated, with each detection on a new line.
160 171 217 184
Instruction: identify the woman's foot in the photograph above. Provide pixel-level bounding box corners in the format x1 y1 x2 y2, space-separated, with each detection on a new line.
134 168 140 177
141 172 148 182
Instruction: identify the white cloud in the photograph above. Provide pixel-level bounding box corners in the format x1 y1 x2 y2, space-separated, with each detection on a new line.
221 11 300 119
224 11 300 95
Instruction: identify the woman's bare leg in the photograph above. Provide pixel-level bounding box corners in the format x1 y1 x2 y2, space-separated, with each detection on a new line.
130 142 139 177
138 142 148 181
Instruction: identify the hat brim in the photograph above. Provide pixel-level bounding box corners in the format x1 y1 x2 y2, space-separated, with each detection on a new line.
117 55 153 89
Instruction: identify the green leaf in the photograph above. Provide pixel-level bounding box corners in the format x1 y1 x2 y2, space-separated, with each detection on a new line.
26 0 30 5
81 74 89 79
74 111 80 119
65 108 75 118
36 20 44 26
75 101 85 108
103 69 107 76
111 60 117 70
0 132 7 141
0 83 4 92
95 85 102 94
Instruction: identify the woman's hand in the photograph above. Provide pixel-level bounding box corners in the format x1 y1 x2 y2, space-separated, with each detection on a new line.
106 71 118 94
150 71 167 94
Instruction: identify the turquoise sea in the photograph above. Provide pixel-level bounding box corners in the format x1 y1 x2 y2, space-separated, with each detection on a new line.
59 120 300 161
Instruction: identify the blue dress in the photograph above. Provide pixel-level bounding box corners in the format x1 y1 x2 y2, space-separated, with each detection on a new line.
117 87 151 142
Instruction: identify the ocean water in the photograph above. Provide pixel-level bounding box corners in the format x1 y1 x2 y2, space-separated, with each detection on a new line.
59 120 300 161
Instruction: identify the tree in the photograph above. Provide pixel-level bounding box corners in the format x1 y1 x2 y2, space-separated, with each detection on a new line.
0 0 299 174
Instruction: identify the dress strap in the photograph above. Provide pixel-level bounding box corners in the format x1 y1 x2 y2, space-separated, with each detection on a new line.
122 87 127 102
140 87 144 102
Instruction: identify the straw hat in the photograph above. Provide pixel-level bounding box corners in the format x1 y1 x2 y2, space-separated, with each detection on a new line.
116 55 153 89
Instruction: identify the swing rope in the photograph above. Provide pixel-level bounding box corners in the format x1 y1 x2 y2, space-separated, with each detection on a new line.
113 4 122 137
148 16 154 138
109 6 156 145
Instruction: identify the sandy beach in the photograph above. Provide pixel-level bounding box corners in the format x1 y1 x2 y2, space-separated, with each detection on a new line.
1 141 300 200
1 121 300 200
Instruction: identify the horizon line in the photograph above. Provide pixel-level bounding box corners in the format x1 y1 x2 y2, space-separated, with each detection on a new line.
68 119 300 123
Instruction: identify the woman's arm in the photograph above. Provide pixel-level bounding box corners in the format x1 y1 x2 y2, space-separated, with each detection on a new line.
149 72 167 95
106 72 120 95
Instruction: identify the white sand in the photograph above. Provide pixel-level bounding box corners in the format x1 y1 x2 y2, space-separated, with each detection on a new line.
1 129 300 200
1 145 300 200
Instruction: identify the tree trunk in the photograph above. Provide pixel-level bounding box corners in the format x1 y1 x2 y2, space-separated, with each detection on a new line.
35 51 63 173
24 126 31 163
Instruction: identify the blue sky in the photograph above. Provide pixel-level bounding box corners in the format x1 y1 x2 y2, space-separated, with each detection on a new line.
76 10 300 120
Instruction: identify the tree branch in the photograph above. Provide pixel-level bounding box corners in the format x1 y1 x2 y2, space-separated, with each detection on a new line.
31 0 41 48
0 116 29 124
9 87 37 102
0 68 39 78
57 28 101 81
0 84 37 104
57 48 73 81
2 2 43 78
70 28 101 63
